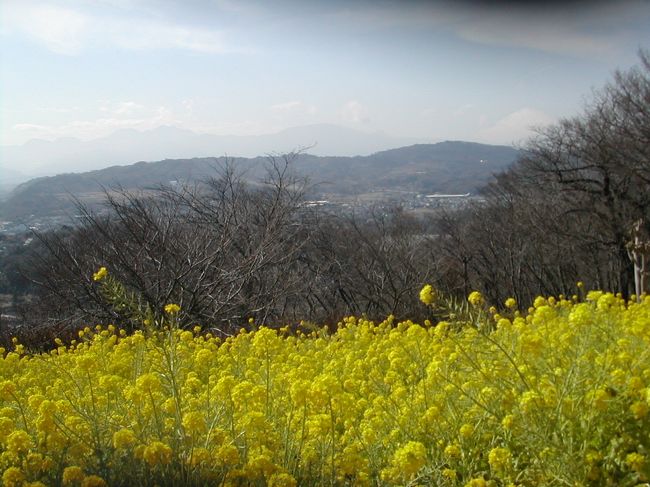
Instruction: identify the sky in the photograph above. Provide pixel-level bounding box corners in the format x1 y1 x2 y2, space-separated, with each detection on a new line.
1 0 650 150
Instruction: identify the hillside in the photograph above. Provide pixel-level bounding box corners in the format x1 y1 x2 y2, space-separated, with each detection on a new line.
0 141 519 220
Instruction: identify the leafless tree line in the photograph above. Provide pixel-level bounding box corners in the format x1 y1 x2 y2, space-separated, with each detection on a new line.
17 156 438 335
7 51 650 339
434 50 650 304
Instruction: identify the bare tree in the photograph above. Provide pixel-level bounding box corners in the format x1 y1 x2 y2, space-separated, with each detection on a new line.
430 50 650 302
21 155 315 333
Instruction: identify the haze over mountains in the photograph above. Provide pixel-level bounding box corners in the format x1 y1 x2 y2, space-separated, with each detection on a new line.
0 124 429 183
0 141 519 221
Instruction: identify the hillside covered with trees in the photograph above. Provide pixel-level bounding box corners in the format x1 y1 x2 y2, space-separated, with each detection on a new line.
0 141 518 220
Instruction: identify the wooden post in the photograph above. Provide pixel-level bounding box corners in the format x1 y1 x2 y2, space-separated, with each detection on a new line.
628 219 650 301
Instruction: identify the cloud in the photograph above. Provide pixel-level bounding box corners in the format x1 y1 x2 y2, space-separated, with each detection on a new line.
453 103 474 117
2 1 240 55
13 123 54 134
455 16 616 58
340 100 370 124
192 119 273 136
3 4 89 55
327 1 641 58
270 100 316 115
270 101 302 112
105 19 229 53
477 108 555 145
9 102 274 143
99 101 145 116
12 104 178 141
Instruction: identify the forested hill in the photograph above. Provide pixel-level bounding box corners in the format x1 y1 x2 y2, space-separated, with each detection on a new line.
0 141 519 219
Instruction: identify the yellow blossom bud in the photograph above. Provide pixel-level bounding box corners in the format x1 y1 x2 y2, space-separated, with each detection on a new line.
390 441 427 477
488 447 512 472
419 284 436 306
112 429 137 450
62 466 84 485
2 467 25 487
468 291 484 307
625 452 645 471
459 423 474 439
444 444 461 459
81 475 107 487
142 441 173 467
92 267 108 281
164 303 181 314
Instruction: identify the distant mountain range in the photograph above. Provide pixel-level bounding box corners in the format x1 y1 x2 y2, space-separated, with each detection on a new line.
0 141 520 221
0 124 429 181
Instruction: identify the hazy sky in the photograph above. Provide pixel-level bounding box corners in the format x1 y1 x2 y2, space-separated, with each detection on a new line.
1 0 649 147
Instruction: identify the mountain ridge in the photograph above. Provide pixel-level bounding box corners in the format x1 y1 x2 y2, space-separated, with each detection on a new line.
0 141 519 221
0 124 430 179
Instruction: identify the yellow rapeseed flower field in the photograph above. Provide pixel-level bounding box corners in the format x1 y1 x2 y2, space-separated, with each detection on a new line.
0 288 649 485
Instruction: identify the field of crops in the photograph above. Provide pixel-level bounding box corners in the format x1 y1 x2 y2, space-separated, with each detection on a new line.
0 284 648 486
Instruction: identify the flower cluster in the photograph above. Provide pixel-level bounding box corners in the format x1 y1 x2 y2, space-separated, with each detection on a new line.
0 291 648 485
163 303 181 315
92 267 108 282
419 284 436 306
467 290 484 307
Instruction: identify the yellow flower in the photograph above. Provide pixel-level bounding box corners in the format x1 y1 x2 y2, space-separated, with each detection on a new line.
62 466 85 485
143 441 173 467
187 448 211 467
468 291 484 306
23 452 46 475
81 476 107 487
586 290 603 302
585 450 602 464
268 472 298 487
92 267 108 281
164 303 181 314
135 373 162 393
444 444 461 459
182 411 206 435
501 414 515 430
626 452 645 471
442 468 457 480
2 467 25 487
591 388 613 411
504 297 517 309
7 430 32 454
630 401 649 419
488 447 512 472
459 423 474 439
533 296 547 308
390 441 427 477
419 284 436 306
0 287 647 484
497 318 512 329
112 429 137 449
216 444 240 466
246 449 278 476
0 380 16 400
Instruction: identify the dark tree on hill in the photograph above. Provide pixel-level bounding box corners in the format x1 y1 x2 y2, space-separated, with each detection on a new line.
19 155 436 337
304 206 439 321
21 156 314 334
519 50 650 297
432 50 650 301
